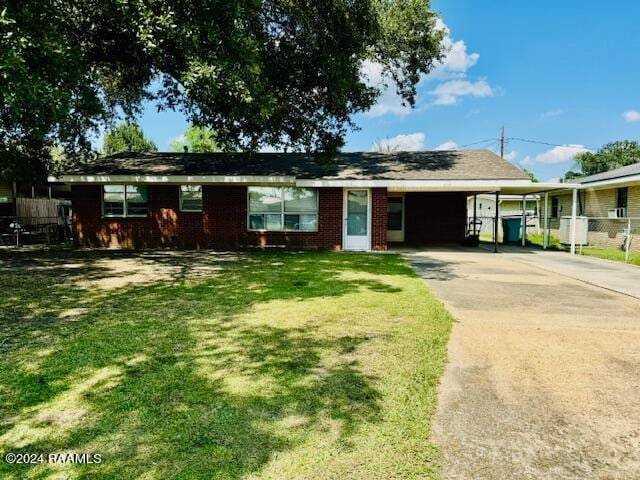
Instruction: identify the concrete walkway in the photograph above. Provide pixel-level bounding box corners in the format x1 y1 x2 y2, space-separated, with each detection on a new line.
403 247 640 480
485 244 640 299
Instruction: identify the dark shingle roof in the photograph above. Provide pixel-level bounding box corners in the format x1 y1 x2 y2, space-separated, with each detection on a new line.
577 162 640 184
64 150 529 181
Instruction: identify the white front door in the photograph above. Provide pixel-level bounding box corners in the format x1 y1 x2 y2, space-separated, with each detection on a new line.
343 189 371 251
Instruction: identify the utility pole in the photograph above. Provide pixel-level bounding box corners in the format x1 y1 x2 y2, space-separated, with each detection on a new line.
500 126 505 159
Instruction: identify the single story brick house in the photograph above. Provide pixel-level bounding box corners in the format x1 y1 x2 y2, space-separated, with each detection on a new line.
546 162 640 251
52 150 565 251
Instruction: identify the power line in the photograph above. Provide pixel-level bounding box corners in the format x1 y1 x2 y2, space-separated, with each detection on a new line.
506 137 596 150
458 135 594 152
459 137 499 148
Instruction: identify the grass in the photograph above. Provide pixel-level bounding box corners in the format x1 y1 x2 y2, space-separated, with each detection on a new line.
0 249 452 480
526 233 562 250
526 233 640 266
573 246 640 265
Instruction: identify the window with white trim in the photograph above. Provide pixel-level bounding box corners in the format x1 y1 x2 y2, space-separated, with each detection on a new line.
180 185 203 212
248 187 318 232
103 185 148 217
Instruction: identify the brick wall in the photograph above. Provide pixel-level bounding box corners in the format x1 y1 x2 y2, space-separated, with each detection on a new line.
404 192 466 244
72 185 344 250
371 187 387 250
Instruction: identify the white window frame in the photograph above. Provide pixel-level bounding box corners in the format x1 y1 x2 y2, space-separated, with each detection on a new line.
247 187 319 232
102 184 148 218
179 185 203 212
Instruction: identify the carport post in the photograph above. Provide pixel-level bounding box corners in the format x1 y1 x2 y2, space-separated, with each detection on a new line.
473 195 477 235
521 194 527 247
494 191 500 253
543 193 549 249
570 187 578 255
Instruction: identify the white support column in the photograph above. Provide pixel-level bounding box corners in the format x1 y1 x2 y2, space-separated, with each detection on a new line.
521 194 527 247
473 194 477 235
494 191 500 253
570 187 578 255
543 193 549 249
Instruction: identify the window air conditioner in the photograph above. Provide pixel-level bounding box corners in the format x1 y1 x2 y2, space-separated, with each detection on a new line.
607 208 626 218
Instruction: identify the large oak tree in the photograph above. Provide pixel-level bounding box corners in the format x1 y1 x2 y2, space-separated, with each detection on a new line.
573 140 640 177
1 0 443 181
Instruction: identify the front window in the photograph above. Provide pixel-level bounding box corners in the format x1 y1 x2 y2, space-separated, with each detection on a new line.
617 187 628 210
387 197 403 231
551 197 559 218
103 185 148 217
248 187 318 232
180 185 203 212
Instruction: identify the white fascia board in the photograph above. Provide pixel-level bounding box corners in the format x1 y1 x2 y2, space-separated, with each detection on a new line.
296 178 533 190
56 174 296 185
580 174 640 190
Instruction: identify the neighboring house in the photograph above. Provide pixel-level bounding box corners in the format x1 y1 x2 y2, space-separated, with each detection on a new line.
546 163 640 250
467 194 539 217
467 194 540 238
51 150 566 251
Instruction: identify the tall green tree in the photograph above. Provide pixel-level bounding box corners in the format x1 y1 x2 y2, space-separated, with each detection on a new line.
170 125 219 153
101 122 157 156
573 140 640 176
1 0 444 181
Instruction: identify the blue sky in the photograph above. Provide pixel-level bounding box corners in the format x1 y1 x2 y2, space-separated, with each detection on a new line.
136 0 640 182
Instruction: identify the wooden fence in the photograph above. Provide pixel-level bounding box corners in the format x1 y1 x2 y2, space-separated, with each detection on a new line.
15 197 68 225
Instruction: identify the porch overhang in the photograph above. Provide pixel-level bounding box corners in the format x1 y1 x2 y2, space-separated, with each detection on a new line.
295 179 579 194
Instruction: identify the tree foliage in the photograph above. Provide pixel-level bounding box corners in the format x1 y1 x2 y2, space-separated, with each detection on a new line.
0 0 444 181
102 122 157 156
170 125 219 153
574 140 640 176
522 168 538 183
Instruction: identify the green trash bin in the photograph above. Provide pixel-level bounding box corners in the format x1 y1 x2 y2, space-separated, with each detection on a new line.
501 217 522 244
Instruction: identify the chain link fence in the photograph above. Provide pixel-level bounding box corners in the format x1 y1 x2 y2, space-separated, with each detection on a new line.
545 216 640 261
470 213 640 263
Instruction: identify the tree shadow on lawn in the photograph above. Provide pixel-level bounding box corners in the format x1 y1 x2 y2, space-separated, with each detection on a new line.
0 251 412 479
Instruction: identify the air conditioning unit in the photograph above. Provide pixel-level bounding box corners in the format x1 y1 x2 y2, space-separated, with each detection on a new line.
608 207 626 218
559 216 588 245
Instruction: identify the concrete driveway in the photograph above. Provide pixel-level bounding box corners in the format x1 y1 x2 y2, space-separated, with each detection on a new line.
403 247 640 480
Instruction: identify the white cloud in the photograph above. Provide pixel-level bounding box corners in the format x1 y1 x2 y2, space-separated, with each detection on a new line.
259 144 281 153
521 144 591 165
360 60 411 117
362 19 493 116
545 177 561 183
434 140 458 151
623 110 640 123
372 133 425 152
431 79 494 105
541 108 565 118
166 134 185 150
504 150 517 162
430 19 479 79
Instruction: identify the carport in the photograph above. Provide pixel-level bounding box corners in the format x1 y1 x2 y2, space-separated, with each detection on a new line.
385 180 581 253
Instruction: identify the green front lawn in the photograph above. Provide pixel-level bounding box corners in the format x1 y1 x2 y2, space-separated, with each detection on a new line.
0 250 452 480
527 233 640 266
